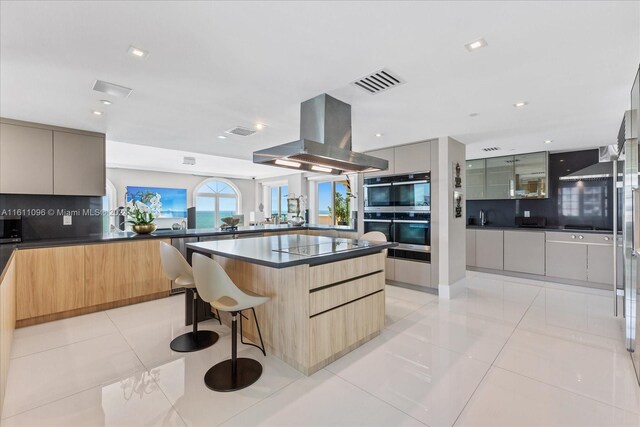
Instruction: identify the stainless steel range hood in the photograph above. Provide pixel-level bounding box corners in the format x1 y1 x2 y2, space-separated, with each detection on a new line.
559 145 623 181
253 94 389 174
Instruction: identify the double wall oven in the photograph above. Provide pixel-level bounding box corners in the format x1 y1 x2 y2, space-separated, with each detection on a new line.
364 173 431 262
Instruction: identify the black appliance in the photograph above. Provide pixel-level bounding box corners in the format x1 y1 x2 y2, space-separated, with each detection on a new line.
363 176 394 211
0 216 22 243
392 173 430 211
393 211 430 253
363 211 394 242
364 173 431 212
515 216 547 228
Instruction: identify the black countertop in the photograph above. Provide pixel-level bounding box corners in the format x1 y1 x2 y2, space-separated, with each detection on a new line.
187 234 395 268
0 224 357 274
466 225 619 235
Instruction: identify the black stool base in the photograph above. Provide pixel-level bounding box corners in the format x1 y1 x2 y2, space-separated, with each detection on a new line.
204 358 263 392
170 330 219 353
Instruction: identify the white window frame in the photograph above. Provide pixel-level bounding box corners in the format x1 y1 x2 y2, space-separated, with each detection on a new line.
193 178 242 227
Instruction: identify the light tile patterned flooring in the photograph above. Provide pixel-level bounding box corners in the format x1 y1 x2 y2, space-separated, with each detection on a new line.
2 271 639 426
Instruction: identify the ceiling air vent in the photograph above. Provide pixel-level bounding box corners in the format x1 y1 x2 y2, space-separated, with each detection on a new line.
225 126 257 137
482 147 500 152
92 80 133 98
182 156 196 165
351 68 405 95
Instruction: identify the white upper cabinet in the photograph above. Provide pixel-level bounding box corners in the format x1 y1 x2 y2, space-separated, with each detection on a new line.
0 123 54 194
53 131 105 196
0 119 105 196
394 141 431 174
364 140 432 177
364 148 394 177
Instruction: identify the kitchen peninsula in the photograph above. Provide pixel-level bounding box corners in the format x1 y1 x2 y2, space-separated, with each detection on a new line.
187 234 394 375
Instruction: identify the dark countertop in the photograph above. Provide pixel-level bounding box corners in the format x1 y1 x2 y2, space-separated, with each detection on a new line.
0 224 357 274
187 234 395 268
466 225 619 235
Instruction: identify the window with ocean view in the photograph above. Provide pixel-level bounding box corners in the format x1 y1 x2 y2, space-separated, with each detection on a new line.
270 185 288 222
194 179 240 228
317 179 351 225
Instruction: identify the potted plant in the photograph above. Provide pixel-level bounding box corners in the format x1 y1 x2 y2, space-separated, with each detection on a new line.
328 193 350 225
125 191 162 234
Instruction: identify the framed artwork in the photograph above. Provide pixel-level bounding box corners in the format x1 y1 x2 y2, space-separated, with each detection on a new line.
126 186 187 218
454 190 463 218
287 198 300 214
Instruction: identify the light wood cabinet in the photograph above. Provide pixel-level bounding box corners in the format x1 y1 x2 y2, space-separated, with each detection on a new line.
394 141 431 174
1 253 16 417
385 257 395 281
16 246 85 320
475 229 504 270
503 230 545 275
0 123 53 194
84 242 132 306
363 148 394 177
130 240 171 298
84 239 170 306
53 131 105 196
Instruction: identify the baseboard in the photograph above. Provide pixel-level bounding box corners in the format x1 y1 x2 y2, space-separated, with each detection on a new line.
438 276 467 299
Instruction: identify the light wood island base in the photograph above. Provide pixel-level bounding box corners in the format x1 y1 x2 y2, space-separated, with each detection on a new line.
211 252 385 375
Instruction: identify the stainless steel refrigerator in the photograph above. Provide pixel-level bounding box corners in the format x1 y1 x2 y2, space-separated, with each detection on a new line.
622 66 640 386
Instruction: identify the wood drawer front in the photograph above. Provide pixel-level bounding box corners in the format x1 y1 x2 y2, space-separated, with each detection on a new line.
310 272 384 316
84 242 132 306
309 252 384 290
130 240 171 298
16 246 85 320
309 291 384 368
394 259 431 287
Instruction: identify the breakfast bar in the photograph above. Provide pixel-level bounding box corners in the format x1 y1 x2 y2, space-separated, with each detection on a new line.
187 234 394 375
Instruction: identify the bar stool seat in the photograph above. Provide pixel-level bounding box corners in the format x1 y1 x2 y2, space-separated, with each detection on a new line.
192 252 270 392
159 242 219 353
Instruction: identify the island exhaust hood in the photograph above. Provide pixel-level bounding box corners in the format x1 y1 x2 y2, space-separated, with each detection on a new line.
253 94 389 175
559 146 623 181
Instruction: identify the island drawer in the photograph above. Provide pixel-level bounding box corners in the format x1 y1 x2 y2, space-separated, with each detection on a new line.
309 252 385 290
309 291 384 369
309 272 385 316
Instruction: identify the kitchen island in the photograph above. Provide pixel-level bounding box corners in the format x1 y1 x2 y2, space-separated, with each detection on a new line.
187 234 394 375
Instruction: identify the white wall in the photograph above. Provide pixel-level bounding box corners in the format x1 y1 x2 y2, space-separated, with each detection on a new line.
106 168 256 228
433 136 466 298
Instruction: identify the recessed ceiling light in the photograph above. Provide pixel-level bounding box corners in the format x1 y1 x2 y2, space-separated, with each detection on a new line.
100 100 112 105
544 140 552 144
275 159 301 168
469 113 479 117
560 159 565 162
255 123 265 130
217 135 227 140
513 101 529 108
375 133 383 137
127 45 148 58
92 110 103 116
311 165 332 173
465 38 488 52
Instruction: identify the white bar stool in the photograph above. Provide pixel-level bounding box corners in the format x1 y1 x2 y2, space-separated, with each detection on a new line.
192 253 270 392
360 231 388 255
159 242 219 352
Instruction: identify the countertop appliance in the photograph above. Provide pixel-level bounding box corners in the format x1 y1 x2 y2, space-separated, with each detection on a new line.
0 215 22 244
253 93 388 174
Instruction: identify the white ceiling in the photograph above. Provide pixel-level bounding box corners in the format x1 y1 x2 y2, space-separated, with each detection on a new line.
1 1 638 175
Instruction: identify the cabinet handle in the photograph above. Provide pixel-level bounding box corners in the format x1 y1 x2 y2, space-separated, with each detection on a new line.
578 235 584 240
571 235 576 239
604 236 610 241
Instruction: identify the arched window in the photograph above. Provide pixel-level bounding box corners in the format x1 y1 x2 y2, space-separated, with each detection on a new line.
194 178 241 228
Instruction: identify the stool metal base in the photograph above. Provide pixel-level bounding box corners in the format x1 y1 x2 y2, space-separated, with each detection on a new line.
204 358 263 392
170 330 219 353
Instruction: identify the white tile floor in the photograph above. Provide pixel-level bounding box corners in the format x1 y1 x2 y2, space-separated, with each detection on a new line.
2 271 639 426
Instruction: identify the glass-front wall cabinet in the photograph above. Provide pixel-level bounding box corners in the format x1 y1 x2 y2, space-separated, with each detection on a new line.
466 151 548 200
514 152 548 198
485 156 515 199
466 159 486 200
